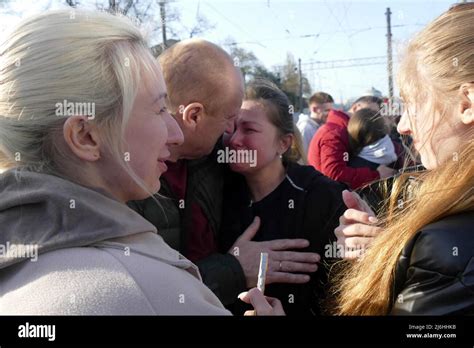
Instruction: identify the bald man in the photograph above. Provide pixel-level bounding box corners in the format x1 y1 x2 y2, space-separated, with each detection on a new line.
128 39 320 306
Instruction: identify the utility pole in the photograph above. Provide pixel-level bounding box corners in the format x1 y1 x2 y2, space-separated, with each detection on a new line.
298 58 303 112
160 1 167 51
386 7 394 102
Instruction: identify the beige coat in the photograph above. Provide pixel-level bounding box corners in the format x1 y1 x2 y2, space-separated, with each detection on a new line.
0 170 230 315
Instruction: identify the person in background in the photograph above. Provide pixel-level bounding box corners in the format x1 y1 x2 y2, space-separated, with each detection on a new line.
220 79 347 316
347 108 399 170
296 92 334 154
307 96 396 189
380 97 419 169
333 2 473 315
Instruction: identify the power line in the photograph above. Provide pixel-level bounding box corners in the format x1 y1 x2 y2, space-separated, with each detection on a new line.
266 0 294 36
226 23 423 46
277 56 390 71
202 0 267 48
323 0 380 88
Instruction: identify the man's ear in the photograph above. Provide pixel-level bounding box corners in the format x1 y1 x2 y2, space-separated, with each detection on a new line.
459 83 474 125
348 104 357 115
63 116 101 162
279 133 294 155
352 102 362 113
182 103 205 131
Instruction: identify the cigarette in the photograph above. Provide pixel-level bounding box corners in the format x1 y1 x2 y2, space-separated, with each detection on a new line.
257 252 269 294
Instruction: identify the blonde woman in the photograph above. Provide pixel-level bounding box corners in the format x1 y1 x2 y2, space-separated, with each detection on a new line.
334 3 473 315
0 10 282 315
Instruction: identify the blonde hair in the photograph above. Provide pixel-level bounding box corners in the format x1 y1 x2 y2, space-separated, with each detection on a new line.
245 79 306 164
0 9 157 193
158 39 236 117
333 3 474 315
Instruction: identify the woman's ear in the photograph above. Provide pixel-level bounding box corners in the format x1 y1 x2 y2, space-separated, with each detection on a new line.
182 103 204 131
279 133 294 155
63 116 101 162
459 83 474 125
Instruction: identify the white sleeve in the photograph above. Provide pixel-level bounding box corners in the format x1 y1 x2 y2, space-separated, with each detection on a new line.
297 121 314 153
0 247 231 315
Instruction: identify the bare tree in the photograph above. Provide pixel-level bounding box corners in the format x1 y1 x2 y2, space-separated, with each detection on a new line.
65 0 78 7
279 53 311 96
223 38 283 88
277 53 311 110
64 0 213 47
1 0 52 18
188 14 215 38
224 38 260 82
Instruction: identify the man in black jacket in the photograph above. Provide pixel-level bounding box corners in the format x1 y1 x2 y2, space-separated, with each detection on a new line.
128 39 320 306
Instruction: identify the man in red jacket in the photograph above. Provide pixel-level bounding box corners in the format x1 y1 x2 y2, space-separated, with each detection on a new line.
307 96 396 189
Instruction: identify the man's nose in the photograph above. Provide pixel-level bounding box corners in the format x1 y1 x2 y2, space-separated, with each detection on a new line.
225 119 235 134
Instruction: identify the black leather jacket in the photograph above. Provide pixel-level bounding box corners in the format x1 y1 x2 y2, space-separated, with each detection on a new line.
390 211 474 315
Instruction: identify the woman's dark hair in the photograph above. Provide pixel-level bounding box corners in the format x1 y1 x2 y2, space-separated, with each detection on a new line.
245 78 306 163
347 108 388 155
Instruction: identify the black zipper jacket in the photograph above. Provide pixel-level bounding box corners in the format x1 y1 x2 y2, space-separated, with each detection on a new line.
390 211 474 315
220 162 348 316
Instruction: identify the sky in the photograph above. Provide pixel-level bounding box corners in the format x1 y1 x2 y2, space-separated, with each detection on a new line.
0 0 461 103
